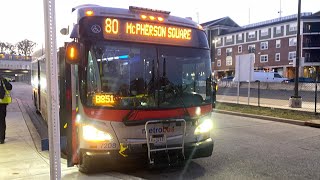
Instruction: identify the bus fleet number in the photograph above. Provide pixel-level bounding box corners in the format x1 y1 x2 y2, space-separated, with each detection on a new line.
101 142 117 149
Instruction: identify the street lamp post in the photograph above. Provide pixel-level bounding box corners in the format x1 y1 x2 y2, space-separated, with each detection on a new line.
289 0 302 108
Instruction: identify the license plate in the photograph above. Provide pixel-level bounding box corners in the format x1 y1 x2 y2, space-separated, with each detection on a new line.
149 134 166 144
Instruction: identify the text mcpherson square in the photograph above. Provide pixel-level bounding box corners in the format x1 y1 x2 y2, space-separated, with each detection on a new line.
126 22 192 40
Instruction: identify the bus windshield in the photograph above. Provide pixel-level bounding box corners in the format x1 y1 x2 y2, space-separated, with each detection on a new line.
83 41 212 109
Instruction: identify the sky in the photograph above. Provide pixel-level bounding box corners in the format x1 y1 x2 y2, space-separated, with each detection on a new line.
0 0 319 52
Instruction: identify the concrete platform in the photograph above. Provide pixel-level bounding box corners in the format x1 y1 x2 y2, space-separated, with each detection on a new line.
0 99 143 180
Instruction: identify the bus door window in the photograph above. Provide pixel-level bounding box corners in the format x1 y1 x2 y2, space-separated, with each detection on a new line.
87 51 101 94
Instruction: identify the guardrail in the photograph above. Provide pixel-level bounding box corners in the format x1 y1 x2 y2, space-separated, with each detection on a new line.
217 81 320 113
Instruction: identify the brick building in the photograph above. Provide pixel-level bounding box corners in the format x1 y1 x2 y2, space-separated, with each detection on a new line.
202 12 320 80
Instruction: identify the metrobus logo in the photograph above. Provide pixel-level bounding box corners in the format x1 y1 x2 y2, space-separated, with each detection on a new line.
142 126 175 134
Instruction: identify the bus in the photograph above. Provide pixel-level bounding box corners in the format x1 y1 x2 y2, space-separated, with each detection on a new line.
32 4 215 173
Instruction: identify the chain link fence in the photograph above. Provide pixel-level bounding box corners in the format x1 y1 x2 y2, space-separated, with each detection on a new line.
217 81 320 114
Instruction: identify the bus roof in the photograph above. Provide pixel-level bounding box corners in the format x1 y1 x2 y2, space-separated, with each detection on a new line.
71 4 201 29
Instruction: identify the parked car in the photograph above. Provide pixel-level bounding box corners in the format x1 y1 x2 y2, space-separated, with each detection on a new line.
220 76 234 82
282 77 315 83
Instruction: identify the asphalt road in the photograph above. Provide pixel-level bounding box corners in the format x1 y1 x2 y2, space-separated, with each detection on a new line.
11 82 320 179
127 113 320 180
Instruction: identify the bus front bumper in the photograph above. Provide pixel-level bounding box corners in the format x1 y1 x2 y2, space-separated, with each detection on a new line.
80 137 213 166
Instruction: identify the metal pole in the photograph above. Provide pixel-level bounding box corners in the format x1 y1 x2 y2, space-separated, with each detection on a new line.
294 0 301 98
237 57 240 104
315 68 318 114
43 0 61 179
258 81 260 107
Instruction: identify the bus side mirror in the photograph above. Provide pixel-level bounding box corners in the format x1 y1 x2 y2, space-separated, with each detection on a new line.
65 42 80 64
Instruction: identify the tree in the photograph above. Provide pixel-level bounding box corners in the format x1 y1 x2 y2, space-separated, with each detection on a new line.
16 39 36 59
5 43 15 54
0 41 6 53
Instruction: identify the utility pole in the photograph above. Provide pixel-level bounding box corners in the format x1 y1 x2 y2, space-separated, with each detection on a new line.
248 8 251 24
295 0 301 98
196 11 199 24
278 0 283 18
289 0 302 108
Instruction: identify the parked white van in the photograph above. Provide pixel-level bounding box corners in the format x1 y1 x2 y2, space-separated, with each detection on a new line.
233 71 288 82
252 71 288 82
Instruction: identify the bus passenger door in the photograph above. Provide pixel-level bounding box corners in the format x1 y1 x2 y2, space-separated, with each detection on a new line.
58 47 75 167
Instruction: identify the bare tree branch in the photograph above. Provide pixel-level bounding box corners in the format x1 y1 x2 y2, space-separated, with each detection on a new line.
16 39 37 59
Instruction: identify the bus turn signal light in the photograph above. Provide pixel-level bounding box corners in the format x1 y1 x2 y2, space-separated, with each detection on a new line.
65 42 80 64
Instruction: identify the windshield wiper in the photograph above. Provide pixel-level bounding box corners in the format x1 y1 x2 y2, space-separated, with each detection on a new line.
160 57 190 119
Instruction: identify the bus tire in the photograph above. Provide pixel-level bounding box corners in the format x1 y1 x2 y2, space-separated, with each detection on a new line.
79 151 95 174
33 92 37 107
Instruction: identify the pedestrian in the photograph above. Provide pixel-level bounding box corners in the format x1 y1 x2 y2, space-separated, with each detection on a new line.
0 75 12 144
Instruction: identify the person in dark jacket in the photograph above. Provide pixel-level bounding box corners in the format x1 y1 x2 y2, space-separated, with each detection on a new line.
0 75 12 144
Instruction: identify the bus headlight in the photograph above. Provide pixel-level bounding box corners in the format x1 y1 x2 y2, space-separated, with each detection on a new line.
82 125 113 142
194 118 213 135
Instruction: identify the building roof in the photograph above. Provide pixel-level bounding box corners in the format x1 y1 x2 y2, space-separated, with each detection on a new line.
201 17 240 29
228 12 314 34
203 12 319 36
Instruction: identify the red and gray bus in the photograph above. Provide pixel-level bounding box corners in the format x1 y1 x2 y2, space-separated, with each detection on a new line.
32 4 214 173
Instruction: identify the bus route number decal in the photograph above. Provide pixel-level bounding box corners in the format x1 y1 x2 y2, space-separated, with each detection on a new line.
101 142 117 149
105 18 119 34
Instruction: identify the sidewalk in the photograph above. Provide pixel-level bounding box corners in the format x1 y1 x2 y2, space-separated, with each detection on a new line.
0 98 142 180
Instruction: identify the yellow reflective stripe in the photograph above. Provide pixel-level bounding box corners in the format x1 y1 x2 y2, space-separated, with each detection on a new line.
0 80 12 104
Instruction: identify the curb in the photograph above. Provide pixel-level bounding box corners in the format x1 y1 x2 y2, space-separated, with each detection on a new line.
16 98 50 150
213 109 319 128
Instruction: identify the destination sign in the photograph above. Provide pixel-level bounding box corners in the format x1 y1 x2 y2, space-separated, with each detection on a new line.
102 18 196 46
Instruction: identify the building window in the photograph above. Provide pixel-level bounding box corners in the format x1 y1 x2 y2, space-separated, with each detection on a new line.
305 53 311 61
289 23 297 32
275 53 280 61
226 48 232 56
276 26 281 34
248 31 255 38
261 28 269 36
248 44 255 53
289 37 297 46
216 38 221 44
260 41 268 50
238 45 242 53
226 58 232 66
238 34 243 41
217 59 221 67
276 40 281 48
226 35 233 43
288 51 296 60
217 49 221 56
260 55 268 62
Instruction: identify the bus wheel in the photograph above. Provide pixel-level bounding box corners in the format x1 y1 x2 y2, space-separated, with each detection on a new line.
33 92 37 107
79 151 95 174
